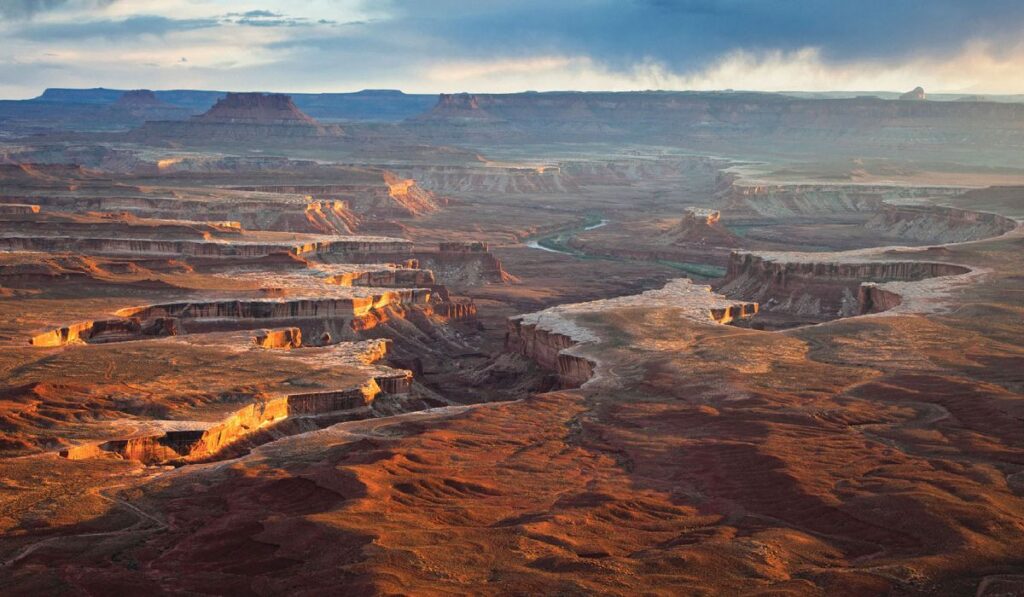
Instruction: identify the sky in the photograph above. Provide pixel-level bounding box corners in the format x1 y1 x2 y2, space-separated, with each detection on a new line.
1 0 1022 99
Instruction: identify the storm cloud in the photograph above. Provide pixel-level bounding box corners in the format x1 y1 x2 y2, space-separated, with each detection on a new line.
0 0 1022 98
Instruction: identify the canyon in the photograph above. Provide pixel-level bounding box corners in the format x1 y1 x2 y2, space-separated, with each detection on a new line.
0 88 1021 597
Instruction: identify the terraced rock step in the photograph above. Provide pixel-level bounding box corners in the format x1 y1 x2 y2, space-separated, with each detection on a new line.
506 279 758 388
0 195 358 235
718 251 973 321
59 364 409 466
865 204 1017 243
114 291 433 320
253 327 303 349
0 235 412 258
60 340 414 465
29 290 438 346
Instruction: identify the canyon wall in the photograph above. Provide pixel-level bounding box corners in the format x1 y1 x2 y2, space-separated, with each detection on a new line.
505 279 757 388
0 235 412 259
865 204 1018 243
115 291 432 322
414 242 511 285
504 318 595 389
718 252 971 319
254 327 302 349
722 183 964 219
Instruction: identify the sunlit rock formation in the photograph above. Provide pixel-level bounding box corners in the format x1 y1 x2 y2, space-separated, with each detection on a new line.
60 339 413 464
670 207 740 247
254 327 303 349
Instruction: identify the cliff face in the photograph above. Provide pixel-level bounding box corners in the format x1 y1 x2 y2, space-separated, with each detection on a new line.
504 319 594 389
505 279 757 388
230 172 442 220
414 243 511 285
326 268 435 288
718 252 971 320
254 327 303 349
29 317 178 347
865 204 1017 243
62 374 412 465
0 236 410 258
393 165 578 194
115 291 432 322
59 339 416 465
857 283 903 314
721 183 964 219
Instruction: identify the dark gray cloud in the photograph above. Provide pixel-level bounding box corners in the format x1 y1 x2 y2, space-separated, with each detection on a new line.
226 10 282 18
223 9 333 28
14 15 220 40
341 0 1024 71
2 0 1022 96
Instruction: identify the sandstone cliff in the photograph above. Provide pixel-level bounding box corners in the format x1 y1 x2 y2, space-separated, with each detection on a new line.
506 279 757 388
717 251 972 320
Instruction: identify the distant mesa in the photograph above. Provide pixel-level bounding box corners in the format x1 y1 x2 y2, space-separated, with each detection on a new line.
195 92 320 126
425 93 496 120
131 91 343 141
899 86 926 101
115 89 162 107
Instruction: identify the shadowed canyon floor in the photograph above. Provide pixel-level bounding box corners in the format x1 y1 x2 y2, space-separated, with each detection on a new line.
0 90 1023 595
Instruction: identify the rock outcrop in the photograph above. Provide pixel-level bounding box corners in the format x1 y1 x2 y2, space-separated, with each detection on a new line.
414 242 511 285
135 92 343 139
254 327 302 349
115 89 163 107
865 204 1017 243
429 93 497 120
670 207 740 247
114 291 433 322
899 86 926 101
0 235 412 259
29 317 178 347
59 339 420 465
506 279 757 388
195 92 319 125
717 251 972 320
721 182 963 218
61 349 415 464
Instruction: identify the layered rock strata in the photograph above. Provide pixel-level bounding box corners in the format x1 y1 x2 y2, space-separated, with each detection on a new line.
718 251 973 319
506 279 758 388
865 204 1017 243
254 327 302 349
414 242 511 285
0 235 411 258
60 340 412 464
